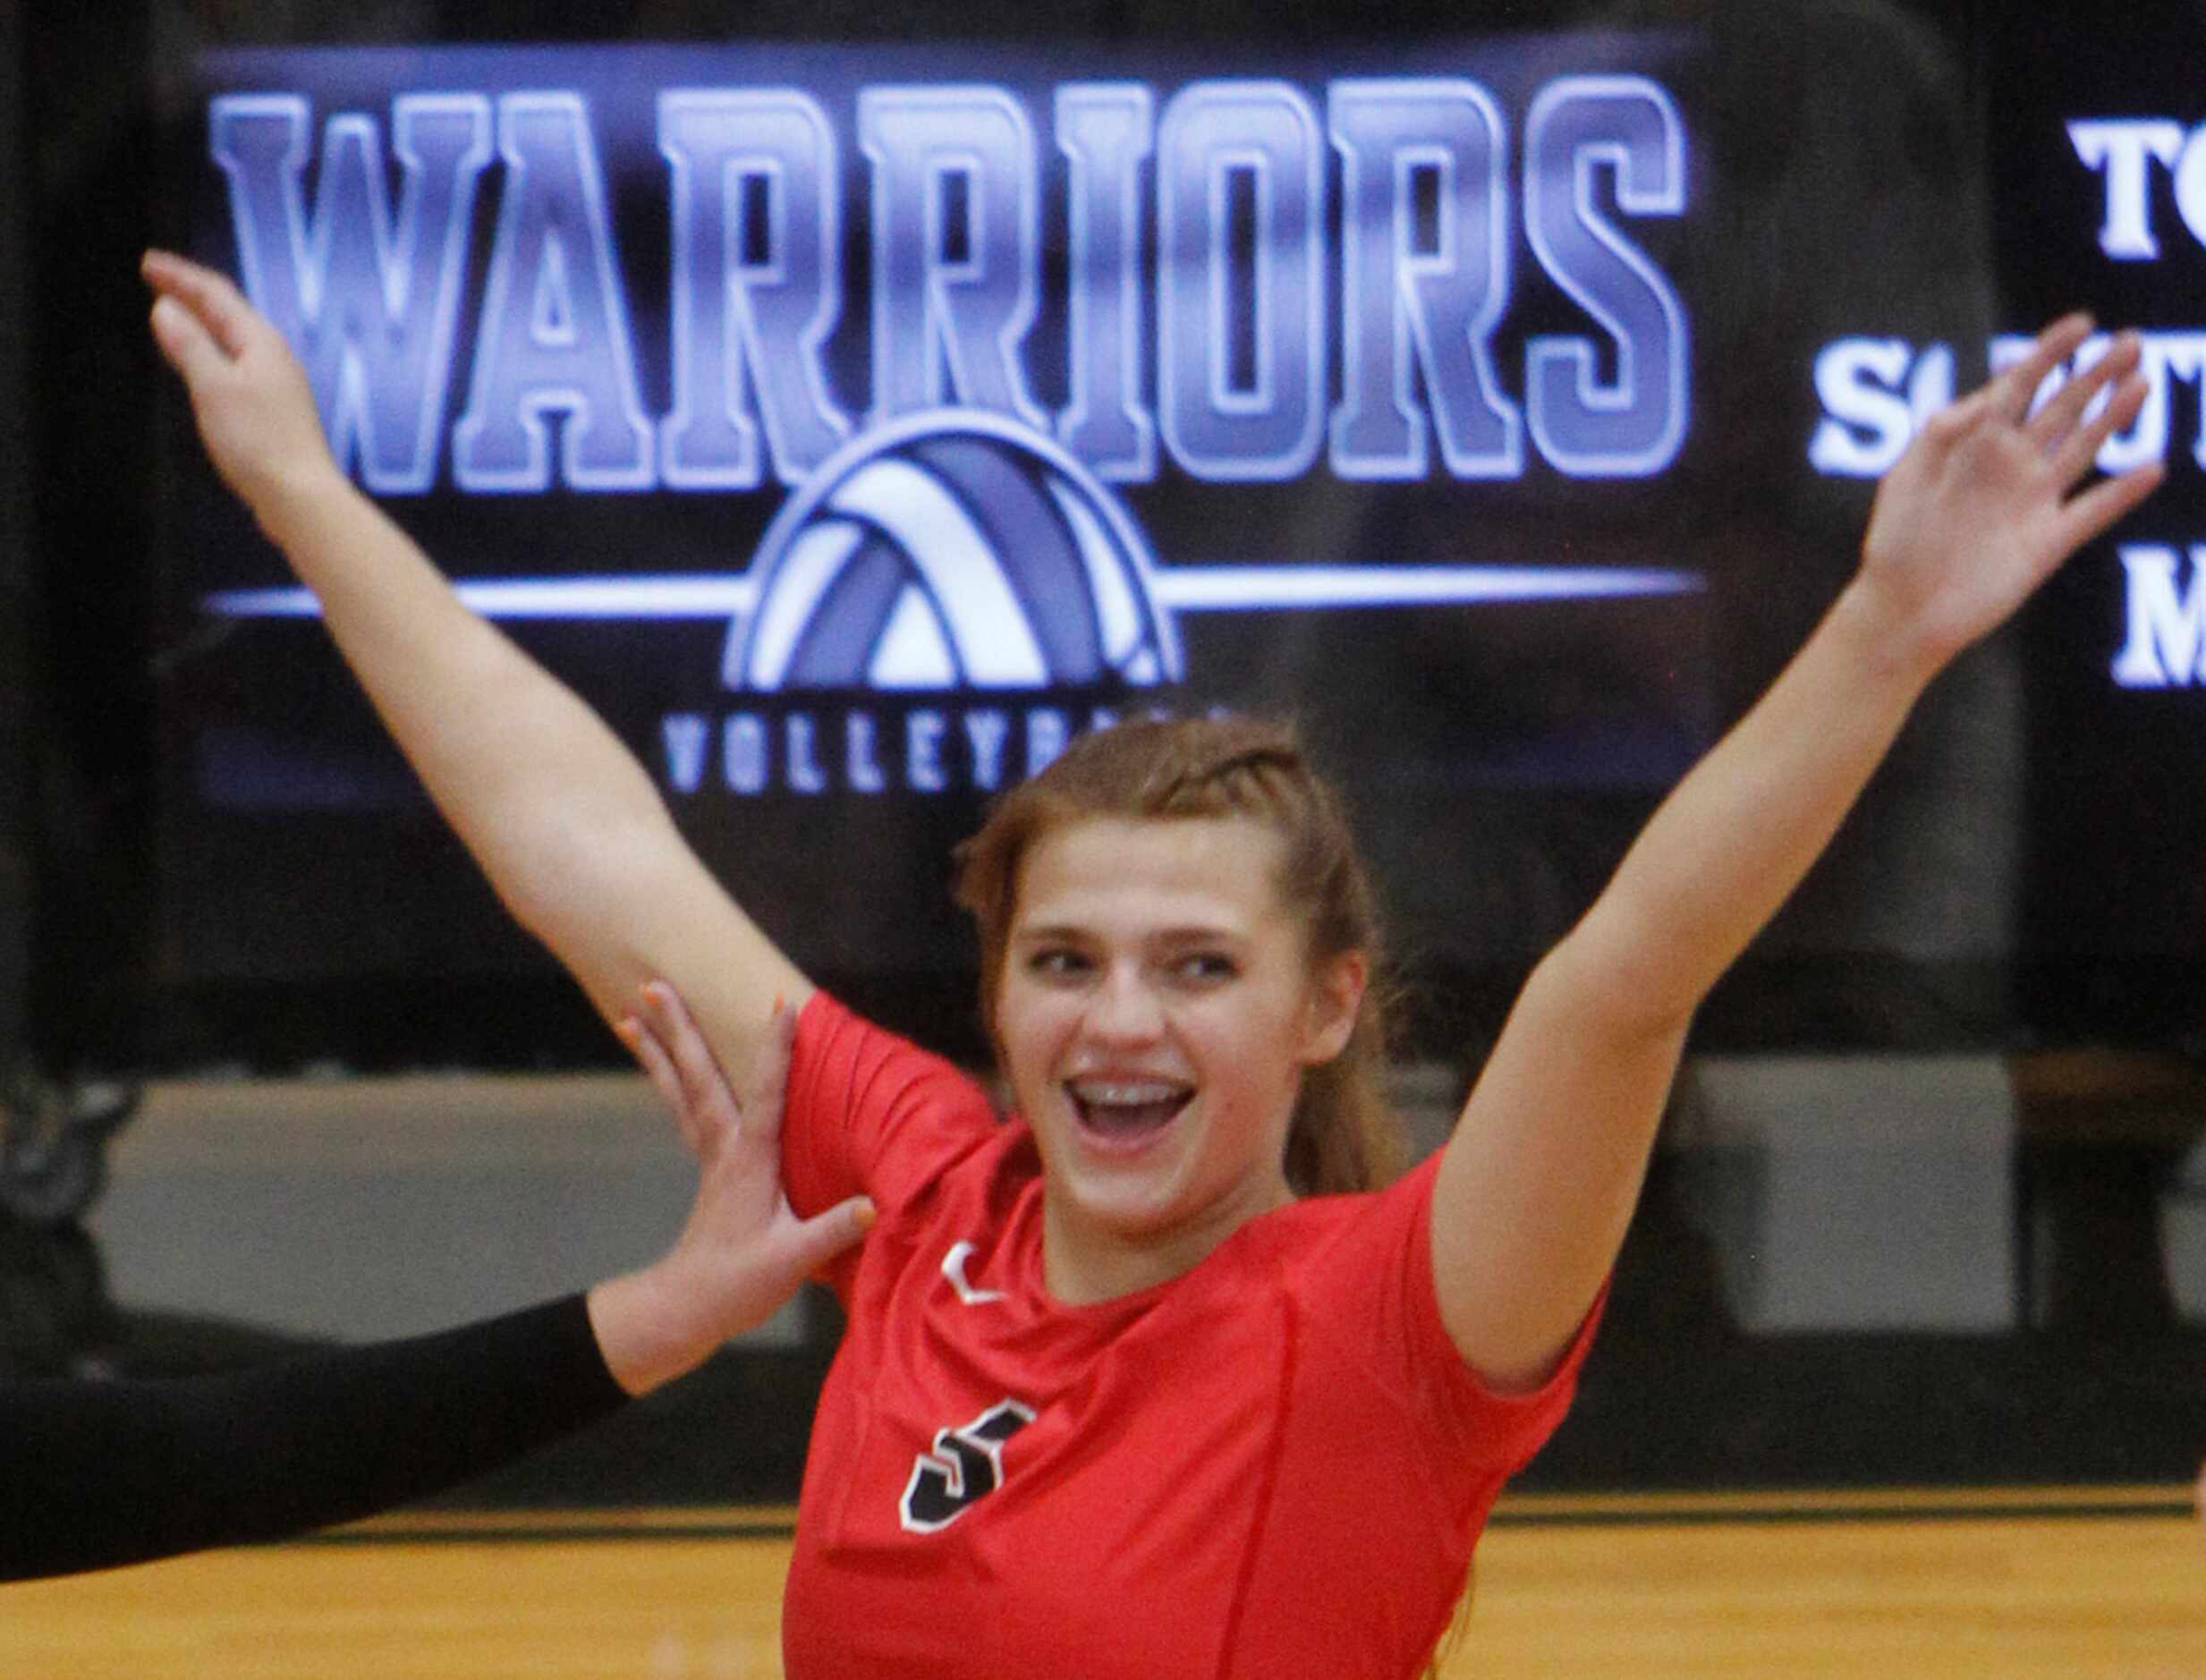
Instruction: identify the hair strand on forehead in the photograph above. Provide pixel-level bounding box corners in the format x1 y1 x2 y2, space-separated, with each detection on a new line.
952 715 1406 1197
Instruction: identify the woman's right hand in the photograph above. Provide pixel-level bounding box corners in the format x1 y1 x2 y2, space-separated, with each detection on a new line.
142 248 343 521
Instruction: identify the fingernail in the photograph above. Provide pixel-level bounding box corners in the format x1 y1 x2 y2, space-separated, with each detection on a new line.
853 1199 877 1232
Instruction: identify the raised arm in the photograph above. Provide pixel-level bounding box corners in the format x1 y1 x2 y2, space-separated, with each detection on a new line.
140 249 806 1080
1429 318 2162 1390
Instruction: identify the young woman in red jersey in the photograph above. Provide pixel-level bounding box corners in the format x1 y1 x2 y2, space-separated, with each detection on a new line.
142 245 2159 1675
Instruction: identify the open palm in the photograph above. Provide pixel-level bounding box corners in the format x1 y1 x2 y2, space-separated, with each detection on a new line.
1858 317 2159 671
622 987 872 1342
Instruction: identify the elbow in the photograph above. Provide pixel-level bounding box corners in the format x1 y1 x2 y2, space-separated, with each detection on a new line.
1532 915 1702 1045
492 808 669 978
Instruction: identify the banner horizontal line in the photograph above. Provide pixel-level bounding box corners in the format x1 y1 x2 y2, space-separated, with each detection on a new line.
205 576 759 619
1153 564 1702 609
205 564 1701 621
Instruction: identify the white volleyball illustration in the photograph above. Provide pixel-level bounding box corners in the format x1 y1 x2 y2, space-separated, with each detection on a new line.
725 410 1181 692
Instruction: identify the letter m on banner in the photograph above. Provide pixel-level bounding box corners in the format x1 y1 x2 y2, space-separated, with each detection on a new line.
2113 544 2206 688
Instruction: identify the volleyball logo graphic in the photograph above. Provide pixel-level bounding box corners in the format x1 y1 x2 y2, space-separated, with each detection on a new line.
722 411 1182 692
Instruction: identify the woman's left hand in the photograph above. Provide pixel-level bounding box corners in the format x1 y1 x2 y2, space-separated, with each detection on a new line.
1854 317 2162 675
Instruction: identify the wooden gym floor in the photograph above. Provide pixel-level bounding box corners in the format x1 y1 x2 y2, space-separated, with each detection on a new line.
3 1487 2200 1677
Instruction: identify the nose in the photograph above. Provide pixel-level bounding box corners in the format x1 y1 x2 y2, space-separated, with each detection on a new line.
1084 961 1165 1045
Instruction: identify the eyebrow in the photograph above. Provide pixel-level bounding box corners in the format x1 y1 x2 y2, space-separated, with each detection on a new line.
1013 922 1248 946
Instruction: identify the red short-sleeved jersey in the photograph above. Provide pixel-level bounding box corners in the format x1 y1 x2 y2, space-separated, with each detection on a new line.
777 993 1600 1680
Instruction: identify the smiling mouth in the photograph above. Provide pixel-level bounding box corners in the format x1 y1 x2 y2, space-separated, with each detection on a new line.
1067 1079 1194 1142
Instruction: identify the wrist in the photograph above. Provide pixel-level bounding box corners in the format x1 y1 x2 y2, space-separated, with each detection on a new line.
1828 571 1956 695
249 454 357 550
585 1264 719 1398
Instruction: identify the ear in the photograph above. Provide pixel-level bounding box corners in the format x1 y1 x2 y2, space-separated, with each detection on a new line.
1298 951 1369 1065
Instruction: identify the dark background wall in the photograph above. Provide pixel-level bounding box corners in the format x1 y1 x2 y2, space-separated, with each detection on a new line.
15 1 2206 1075
0 0 30 1080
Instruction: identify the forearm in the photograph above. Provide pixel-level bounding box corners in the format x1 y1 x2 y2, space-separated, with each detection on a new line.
252 468 683 1006
0 1295 624 1580
1434 581 1934 1385
1566 577 1938 1025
